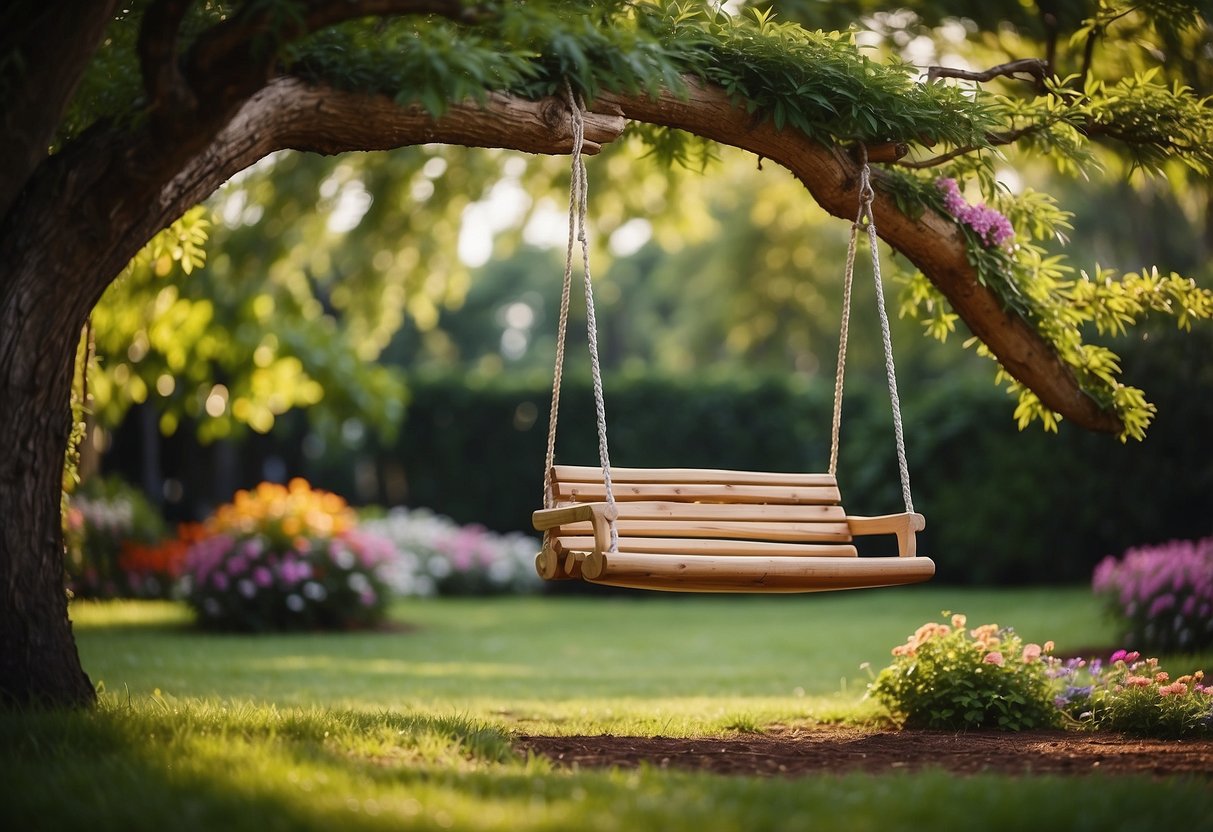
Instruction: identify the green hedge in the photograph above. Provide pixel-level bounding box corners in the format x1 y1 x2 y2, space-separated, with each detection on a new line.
351 332 1211 585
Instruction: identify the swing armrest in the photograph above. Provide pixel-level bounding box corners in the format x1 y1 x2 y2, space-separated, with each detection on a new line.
533 503 619 554
846 513 926 558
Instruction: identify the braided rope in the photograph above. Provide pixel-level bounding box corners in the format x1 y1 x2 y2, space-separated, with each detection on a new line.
827 199 861 477
860 165 915 514
829 158 915 513
542 81 618 550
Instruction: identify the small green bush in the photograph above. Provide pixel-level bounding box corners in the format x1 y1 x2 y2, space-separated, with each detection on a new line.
1054 651 1212 738
869 613 1060 730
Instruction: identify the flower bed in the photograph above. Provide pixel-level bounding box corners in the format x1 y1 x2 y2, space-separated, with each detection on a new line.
362 507 541 596
871 613 1212 737
1092 537 1213 653
181 480 395 631
66 476 170 598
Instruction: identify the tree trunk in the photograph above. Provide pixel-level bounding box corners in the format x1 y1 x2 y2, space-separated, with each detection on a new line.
0 255 97 707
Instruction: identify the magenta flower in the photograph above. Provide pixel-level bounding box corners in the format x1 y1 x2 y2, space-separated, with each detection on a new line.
936 178 1015 247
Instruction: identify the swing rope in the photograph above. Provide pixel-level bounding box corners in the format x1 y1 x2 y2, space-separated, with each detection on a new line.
827 153 915 514
542 81 619 551
544 95 915 537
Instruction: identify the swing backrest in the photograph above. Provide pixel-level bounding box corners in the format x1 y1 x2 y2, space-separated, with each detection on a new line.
547 465 858 558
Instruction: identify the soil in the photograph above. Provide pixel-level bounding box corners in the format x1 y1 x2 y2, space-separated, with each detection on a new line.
517 726 1213 779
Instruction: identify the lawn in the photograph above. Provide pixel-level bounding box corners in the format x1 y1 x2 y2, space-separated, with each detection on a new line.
3 587 1211 830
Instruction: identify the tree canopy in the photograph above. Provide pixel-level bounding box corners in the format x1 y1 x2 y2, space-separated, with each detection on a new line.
1 0 1212 707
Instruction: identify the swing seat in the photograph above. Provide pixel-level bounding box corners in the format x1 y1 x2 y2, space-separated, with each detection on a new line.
533 465 933 592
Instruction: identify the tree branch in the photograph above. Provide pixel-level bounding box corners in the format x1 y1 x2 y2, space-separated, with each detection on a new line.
926 59 1048 86
895 124 1042 169
183 0 469 120
0 0 120 224
15 76 1121 436
137 0 196 120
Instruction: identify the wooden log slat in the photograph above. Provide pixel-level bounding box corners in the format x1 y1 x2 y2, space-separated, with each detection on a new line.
581 552 935 593
554 536 858 558
560 518 853 543
553 465 837 487
555 481 842 505
572 500 848 522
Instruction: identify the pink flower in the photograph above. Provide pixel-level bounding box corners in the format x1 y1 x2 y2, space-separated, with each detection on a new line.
1158 682 1187 697
1125 675 1152 687
935 178 1015 247
951 614 967 629
983 652 1005 667
1021 644 1042 664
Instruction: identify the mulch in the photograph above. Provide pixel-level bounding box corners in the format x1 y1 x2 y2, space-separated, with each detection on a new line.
516 726 1213 779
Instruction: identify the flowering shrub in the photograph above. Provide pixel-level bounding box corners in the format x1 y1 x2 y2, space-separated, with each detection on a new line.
113 524 203 599
66 476 169 598
1053 651 1212 738
1092 537 1213 653
362 507 542 596
181 480 395 631
936 177 1014 247
869 613 1060 730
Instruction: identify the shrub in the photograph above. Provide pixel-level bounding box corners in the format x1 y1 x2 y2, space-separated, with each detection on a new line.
66 476 169 598
181 480 395 632
869 613 1060 730
362 507 541 596
1053 651 1212 738
1092 537 1213 653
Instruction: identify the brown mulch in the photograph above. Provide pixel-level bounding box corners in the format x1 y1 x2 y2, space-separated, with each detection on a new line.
516 726 1213 780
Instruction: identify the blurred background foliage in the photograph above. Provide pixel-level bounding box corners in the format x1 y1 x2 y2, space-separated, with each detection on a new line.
81 1 1211 585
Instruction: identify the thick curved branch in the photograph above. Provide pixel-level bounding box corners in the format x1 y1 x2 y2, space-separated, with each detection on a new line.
171 79 1120 433
22 76 1118 436
596 81 1121 434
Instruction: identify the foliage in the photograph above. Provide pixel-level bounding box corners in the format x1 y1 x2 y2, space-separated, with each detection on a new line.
88 201 406 443
895 168 1213 440
362 507 542 597
869 613 1061 730
1053 651 1213 737
1092 537 1213 652
181 479 395 631
65 476 170 599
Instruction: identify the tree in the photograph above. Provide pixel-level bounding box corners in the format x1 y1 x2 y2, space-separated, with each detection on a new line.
1 1 1210 707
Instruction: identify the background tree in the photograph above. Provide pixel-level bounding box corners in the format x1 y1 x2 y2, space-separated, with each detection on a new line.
1 0 1211 707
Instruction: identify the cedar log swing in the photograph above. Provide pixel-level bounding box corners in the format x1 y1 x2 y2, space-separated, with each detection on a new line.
531 84 934 592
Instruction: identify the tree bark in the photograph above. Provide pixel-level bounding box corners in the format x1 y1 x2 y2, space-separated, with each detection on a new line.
0 72 1121 706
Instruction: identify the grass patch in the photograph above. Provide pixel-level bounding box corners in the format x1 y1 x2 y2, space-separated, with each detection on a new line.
71 586 1156 735
2 698 1210 832
9 588 1204 830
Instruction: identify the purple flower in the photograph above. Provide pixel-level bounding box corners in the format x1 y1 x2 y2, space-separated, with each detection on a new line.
936 178 1015 248
253 566 273 588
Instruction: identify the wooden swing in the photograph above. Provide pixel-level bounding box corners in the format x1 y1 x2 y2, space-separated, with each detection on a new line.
532 86 934 593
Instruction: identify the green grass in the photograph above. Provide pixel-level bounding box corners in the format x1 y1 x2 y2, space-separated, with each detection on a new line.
3 588 1210 831
72 586 1140 734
